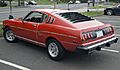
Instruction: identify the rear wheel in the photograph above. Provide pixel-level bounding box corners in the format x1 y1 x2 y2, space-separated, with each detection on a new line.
47 39 65 61
3 29 17 43
106 10 113 16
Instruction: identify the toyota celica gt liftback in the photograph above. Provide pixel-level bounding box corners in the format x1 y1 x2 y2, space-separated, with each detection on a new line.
2 9 118 61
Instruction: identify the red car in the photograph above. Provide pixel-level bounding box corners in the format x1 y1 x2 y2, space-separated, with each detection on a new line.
2 9 118 61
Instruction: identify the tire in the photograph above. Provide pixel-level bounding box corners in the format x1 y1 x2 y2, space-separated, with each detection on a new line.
3 29 17 43
47 39 65 61
106 10 113 16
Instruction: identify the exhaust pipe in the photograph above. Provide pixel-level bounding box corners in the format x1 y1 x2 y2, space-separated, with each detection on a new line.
96 47 101 51
114 38 118 43
106 43 110 47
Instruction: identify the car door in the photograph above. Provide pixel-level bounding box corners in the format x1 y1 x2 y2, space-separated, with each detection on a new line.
16 11 44 41
117 6 120 15
114 6 120 15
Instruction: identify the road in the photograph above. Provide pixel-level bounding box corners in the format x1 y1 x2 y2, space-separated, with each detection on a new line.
94 15 120 34
0 3 88 21
0 15 120 70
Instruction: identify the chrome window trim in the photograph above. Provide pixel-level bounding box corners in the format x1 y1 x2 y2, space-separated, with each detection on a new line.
16 35 46 46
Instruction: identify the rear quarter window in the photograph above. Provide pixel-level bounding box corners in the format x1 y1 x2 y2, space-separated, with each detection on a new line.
46 16 55 24
57 12 94 23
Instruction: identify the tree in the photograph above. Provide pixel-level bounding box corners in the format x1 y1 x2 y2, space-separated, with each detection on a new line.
110 0 120 3
92 0 95 6
60 0 71 3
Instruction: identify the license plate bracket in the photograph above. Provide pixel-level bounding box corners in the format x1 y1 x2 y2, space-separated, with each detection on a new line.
96 30 103 38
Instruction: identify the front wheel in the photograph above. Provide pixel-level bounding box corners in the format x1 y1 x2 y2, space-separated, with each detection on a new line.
106 10 113 16
3 29 17 43
47 39 65 61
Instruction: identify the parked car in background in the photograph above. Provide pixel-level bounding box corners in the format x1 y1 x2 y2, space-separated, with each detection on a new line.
0 1 7 7
28 1 37 5
75 0 81 4
3 9 118 61
69 0 80 4
21 1 28 6
68 1 74 4
104 4 120 15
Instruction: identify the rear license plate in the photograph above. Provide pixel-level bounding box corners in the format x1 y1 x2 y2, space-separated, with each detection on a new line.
96 30 103 37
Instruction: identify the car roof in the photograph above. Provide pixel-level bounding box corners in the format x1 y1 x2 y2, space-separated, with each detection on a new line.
33 9 77 14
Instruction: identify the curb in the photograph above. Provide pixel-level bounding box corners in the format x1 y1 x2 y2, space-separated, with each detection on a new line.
0 34 3 37
0 23 3 37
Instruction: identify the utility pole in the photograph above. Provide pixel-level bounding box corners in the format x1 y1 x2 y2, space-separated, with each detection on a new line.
68 3 70 10
67 0 70 10
53 1 56 9
92 0 95 6
9 0 13 19
18 0 20 6
87 0 90 12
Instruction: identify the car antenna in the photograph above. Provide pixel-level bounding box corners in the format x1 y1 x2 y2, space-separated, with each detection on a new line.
9 0 14 19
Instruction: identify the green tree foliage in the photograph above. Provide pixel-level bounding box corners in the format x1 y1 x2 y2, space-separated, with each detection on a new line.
60 0 69 3
5 0 14 1
110 0 120 3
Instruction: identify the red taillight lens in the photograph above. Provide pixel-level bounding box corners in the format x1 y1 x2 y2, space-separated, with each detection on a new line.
81 31 96 41
81 27 113 41
103 27 113 35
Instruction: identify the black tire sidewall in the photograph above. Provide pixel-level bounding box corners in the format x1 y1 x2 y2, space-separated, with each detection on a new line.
47 39 65 61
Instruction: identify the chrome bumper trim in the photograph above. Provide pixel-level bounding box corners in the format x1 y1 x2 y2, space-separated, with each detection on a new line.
79 37 118 50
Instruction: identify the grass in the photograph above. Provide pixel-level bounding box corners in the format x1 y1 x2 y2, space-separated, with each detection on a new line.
90 5 105 9
81 11 104 17
34 0 52 5
90 4 115 9
0 24 3 37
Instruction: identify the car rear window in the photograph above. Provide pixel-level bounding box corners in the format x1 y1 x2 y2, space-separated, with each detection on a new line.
57 12 94 23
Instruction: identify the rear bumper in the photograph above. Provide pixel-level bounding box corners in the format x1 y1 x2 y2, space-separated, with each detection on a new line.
76 37 118 53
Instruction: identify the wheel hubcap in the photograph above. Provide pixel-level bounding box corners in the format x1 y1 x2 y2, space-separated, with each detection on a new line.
48 43 59 57
6 30 15 41
107 10 112 15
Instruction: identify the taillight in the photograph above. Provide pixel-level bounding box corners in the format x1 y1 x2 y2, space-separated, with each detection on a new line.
81 27 113 42
81 31 97 41
103 27 113 35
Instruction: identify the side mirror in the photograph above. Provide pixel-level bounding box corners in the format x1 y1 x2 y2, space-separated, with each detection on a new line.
9 15 14 19
18 17 23 20
17 17 24 23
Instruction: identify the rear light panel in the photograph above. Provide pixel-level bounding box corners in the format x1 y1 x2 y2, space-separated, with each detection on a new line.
81 31 97 41
81 27 113 42
103 27 113 35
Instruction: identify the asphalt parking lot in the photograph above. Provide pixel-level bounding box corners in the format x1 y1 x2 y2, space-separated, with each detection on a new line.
0 15 120 70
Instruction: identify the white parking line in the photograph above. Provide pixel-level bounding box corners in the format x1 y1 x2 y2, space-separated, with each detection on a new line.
0 59 31 70
113 26 120 28
101 48 119 53
115 34 120 37
0 10 28 14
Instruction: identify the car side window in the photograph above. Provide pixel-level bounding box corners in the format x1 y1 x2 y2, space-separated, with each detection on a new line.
43 14 48 22
118 6 120 8
24 12 43 23
117 4 120 8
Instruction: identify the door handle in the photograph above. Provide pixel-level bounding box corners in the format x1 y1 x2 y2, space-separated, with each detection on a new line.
32 24 37 27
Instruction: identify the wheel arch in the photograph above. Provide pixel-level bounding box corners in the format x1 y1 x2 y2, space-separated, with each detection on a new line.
46 36 60 45
45 36 66 51
106 8 115 15
3 25 11 30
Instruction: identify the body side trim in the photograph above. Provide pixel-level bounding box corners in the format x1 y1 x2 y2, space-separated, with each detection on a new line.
16 35 46 46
